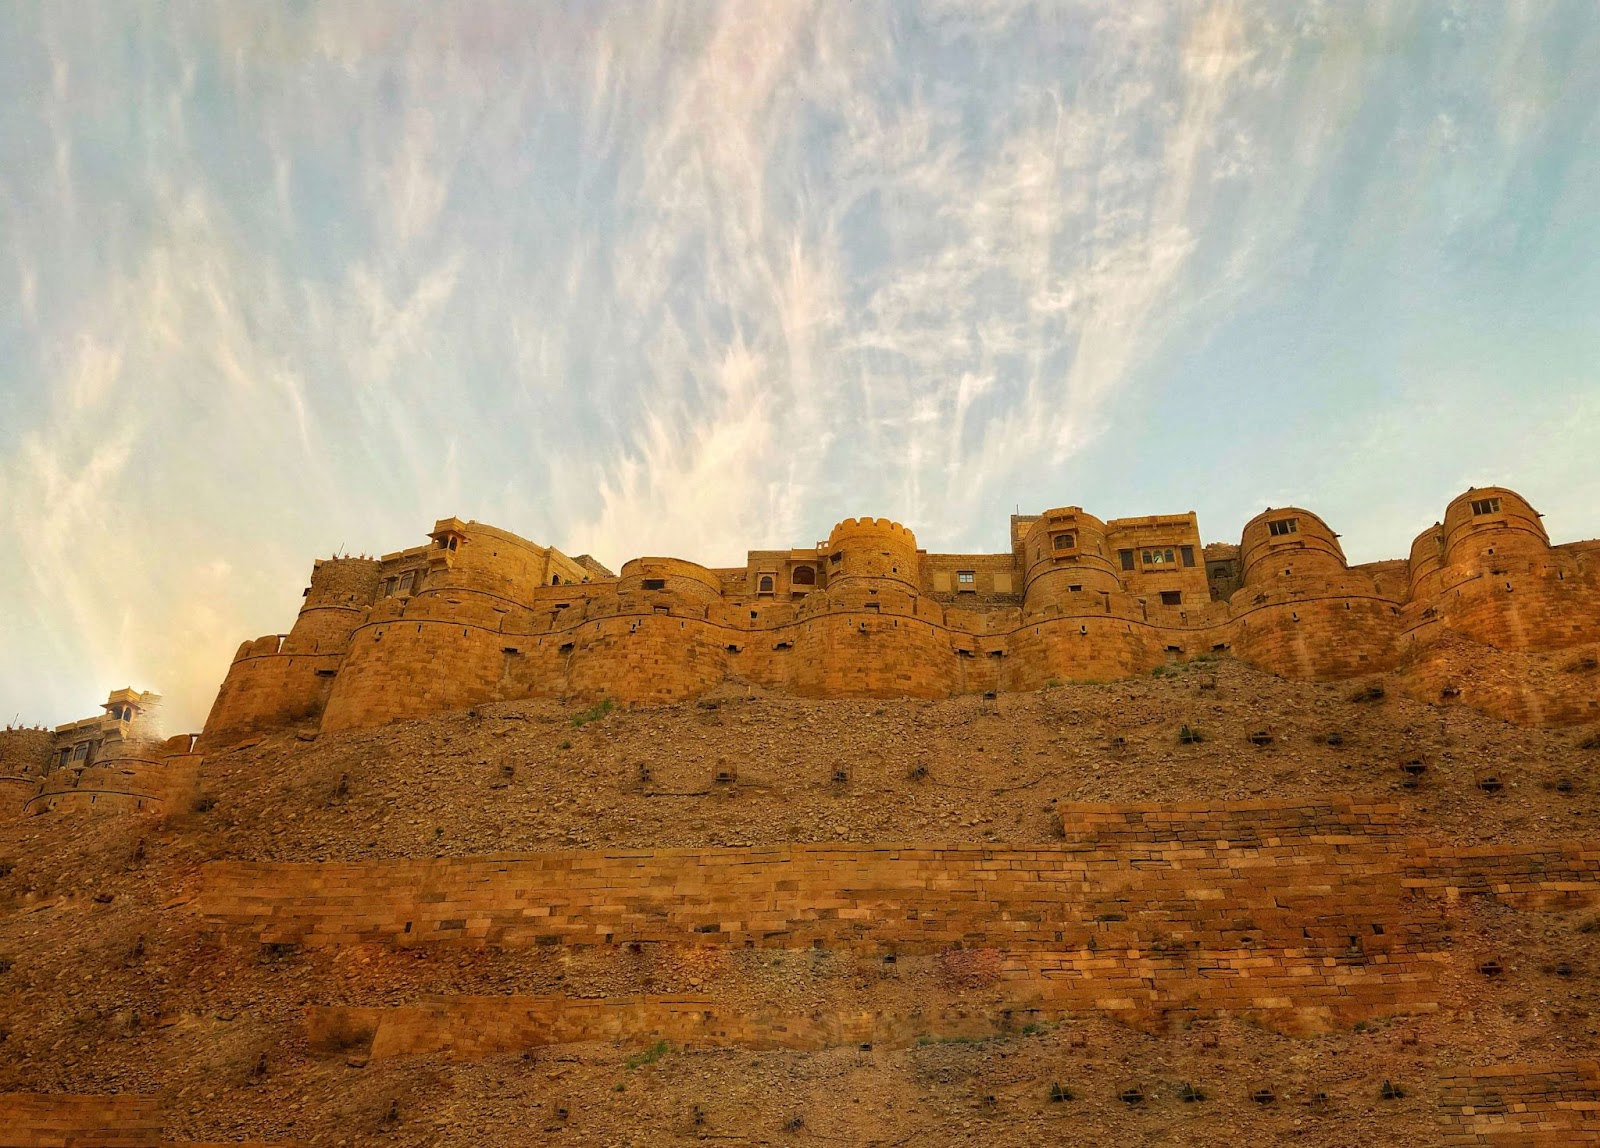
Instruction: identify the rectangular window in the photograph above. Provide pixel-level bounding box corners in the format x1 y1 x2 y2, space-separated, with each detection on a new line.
1268 518 1299 537
73 743 89 761
397 571 415 594
957 570 976 588
1118 549 1134 571
1053 533 1075 550
1068 584 1082 593
642 578 666 590
1180 546 1195 568
1160 590 1182 606
1143 548 1175 565
830 552 843 564
1471 497 1501 516
382 578 396 597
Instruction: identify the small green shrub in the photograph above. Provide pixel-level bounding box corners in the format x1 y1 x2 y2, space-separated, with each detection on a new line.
625 1039 670 1069
572 698 616 727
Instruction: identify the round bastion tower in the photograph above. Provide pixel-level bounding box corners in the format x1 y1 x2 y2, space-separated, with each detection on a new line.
1233 506 1397 678
282 556 382 655
1440 487 1549 570
823 518 920 593
1020 508 1119 617
1407 523 1447 603
1429 486 1590 652
1239 507 1349 587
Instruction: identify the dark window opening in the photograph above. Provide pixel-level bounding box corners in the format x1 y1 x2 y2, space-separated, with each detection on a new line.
654 605 670 614
758 575 775 594
642 578 666 590
864 602 881 611
1471 497 1501 516
792 565 815 586
1118 549 1134 571
1053 533 1075 550
1180 546 1195 567
397 572 415 594
829 552 843 565
315 668 338 678
1267 518 1298 537
1160 591 1182 606
1069 584 1082 593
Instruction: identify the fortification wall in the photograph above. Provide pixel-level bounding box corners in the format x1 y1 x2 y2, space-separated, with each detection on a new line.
786 607 958 698
198 638 339 749
0 1092 301 1148
310 994 1020 1061
0 1093 163 1147
23 737 201 816
0 727 53 777
1436 1061 1600 1145
193 486 1600 743
197 799 1600 1040
1224 594 1402 679
1000 614 1166 689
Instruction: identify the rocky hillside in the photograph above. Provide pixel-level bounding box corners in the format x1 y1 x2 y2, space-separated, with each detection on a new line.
4 658 1600 1146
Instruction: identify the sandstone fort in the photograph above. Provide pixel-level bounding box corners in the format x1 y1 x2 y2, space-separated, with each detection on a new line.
3 481 1600 1146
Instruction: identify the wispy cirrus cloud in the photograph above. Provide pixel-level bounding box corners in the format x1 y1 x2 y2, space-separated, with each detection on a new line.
1 1 1597 729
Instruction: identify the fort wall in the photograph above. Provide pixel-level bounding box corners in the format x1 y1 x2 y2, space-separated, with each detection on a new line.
196 801 1600 1050
193 486 1600 746
21 735 201 817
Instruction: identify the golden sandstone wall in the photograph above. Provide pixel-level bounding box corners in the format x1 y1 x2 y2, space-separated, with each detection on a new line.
195 798 1600 1045
19 734 201 817
197 486 1600 748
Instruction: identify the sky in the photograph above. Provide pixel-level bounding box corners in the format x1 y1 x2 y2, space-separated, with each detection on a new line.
1 1 1597 732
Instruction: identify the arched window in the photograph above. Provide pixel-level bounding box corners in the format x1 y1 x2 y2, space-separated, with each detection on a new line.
758 575 775 594
792 566 816 586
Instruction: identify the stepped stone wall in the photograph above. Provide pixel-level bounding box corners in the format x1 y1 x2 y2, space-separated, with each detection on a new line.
196 486 1600 749
1437 1062 1600 1145
0 1093 163 1147
196 801 1600 1041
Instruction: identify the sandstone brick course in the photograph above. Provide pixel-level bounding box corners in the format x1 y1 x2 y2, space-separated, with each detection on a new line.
1437 1062 1600 1145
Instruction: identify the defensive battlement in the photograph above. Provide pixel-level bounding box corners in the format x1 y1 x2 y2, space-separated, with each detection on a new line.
827 516 916 542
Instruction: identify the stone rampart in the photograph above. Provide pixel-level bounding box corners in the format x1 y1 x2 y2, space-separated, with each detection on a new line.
194 485 1600 745
0 1092 162 1147
1436 1061 1600 1146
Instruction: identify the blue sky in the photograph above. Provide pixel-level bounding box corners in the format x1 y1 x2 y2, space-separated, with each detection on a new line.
2 2 1597 730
